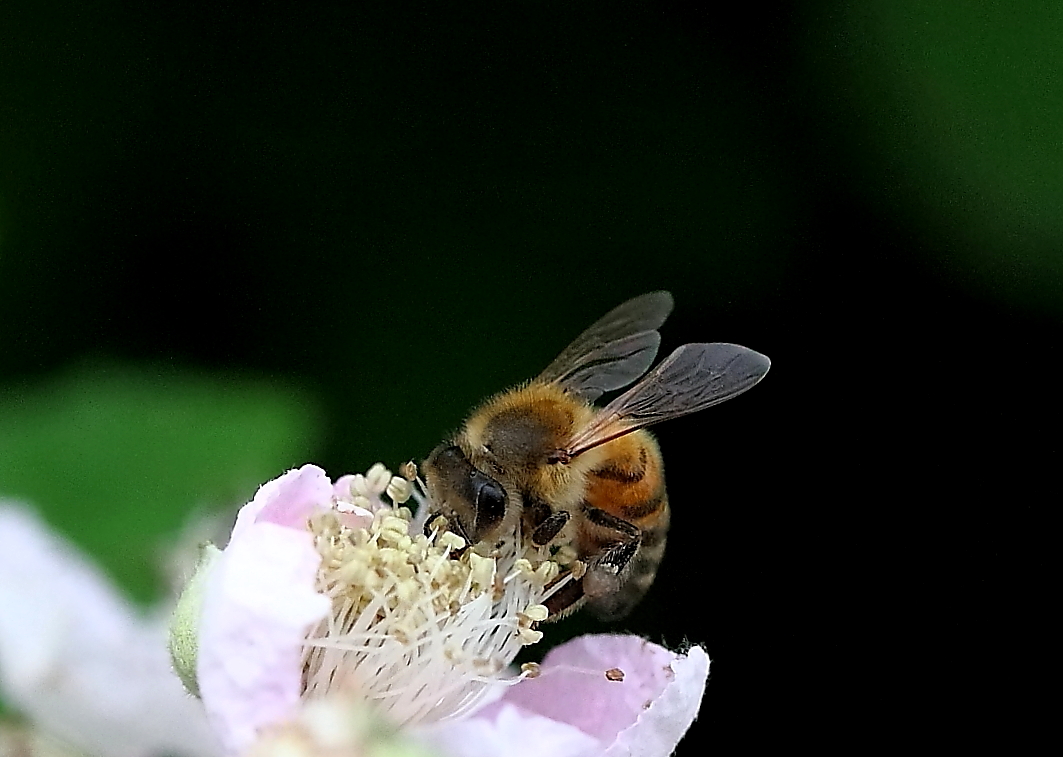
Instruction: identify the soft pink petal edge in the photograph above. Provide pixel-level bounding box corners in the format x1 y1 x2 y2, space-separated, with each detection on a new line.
418 703 602 757
604 644 709 757
423 635 710 757
496 634 681 742
507 634 711 757
230 464 335 541
197 519 330 754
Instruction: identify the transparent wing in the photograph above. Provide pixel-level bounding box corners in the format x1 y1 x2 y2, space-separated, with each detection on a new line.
537 291 674 402
564 343 771 457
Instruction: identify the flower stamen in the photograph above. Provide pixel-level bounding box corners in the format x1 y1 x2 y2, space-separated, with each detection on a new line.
300 467 576 728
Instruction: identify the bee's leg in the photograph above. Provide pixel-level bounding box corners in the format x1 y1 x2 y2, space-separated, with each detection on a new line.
542 571 587 620
531 510 570 547
542 505 641 620
581 505 641 600
523 494 570 547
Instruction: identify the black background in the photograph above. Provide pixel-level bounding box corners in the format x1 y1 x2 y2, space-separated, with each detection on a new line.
1 1 1054 752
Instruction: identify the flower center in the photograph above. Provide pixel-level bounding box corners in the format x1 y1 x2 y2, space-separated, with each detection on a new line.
300 480 578 728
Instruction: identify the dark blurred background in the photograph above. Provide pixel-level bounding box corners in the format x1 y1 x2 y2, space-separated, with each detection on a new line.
1 0 1055 752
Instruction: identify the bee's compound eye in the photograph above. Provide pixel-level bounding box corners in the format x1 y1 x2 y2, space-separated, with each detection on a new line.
471 474 507 521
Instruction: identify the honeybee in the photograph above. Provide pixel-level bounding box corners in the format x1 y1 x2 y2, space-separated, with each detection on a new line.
422 292 770 620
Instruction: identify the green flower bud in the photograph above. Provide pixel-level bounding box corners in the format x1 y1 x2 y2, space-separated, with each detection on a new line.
169 543 222 698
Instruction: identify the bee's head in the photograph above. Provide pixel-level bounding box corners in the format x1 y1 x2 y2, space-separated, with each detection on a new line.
421 443 508 545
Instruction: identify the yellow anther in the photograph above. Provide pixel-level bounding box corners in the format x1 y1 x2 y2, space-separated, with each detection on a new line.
534 561 559 585
438 531 466 551
517 627 543 645
522 604 549 622
513 558 534 577
554 544 578 565
380 515 410 534
350 494 372 511
387 476 413 504
366 463 392 493
467 551 495 590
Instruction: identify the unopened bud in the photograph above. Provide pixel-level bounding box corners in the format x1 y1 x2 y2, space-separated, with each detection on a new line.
169 542 222 697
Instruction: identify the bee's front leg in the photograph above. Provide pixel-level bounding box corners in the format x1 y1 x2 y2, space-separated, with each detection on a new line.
522 493 572 547
531 510 570 546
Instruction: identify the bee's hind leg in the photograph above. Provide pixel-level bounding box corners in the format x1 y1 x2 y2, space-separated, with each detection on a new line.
580 505 641 600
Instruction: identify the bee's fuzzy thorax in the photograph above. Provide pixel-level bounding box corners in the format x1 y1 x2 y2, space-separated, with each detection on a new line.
459 383 605 516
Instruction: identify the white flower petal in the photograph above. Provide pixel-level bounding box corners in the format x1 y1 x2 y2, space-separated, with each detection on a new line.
604 645 709 757
0 503 221 757
197 522 331 755
489 634 709 757
419 703 601 757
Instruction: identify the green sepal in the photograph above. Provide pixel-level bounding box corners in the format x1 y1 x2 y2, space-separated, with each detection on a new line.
168 543 222 698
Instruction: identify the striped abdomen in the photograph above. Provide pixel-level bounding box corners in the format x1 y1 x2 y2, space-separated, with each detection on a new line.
582 431 670 620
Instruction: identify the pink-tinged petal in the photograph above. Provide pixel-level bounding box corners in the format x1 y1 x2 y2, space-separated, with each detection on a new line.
332 474 356 501
0 503 221 757
231 465 334 540
496 635 672 741
419 703 601 757
335 506 374 531
604 645 709 757
494 634 709 756
197 522 330 755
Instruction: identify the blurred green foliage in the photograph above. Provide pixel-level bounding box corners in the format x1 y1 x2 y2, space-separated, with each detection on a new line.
816 3 1063 307
0 365 321 602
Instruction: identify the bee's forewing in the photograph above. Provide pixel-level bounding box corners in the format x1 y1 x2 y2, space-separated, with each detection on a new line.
565 342 770 456
537 291 674 402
